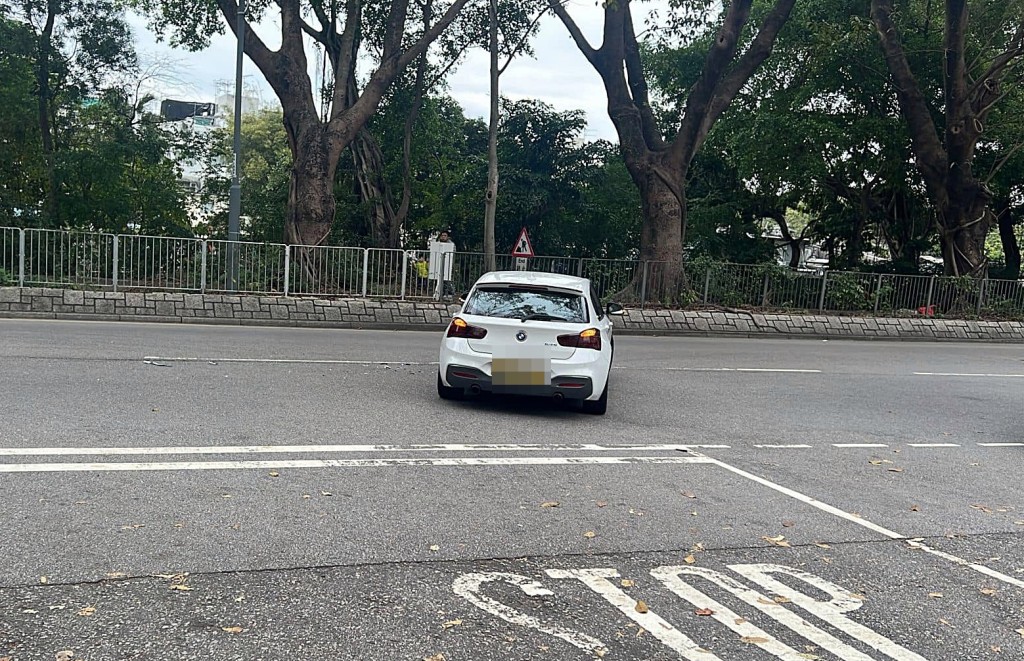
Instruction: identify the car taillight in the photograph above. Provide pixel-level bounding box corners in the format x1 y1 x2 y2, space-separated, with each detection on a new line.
557 328 601 350
447 317 487 339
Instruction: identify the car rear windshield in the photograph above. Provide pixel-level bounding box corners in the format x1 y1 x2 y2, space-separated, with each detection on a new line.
463 286 589 323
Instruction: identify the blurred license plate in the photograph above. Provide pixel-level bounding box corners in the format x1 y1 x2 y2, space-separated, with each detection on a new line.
492 356 551 386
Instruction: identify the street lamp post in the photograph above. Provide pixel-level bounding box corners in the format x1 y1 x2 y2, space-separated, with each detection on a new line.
226 0 246 291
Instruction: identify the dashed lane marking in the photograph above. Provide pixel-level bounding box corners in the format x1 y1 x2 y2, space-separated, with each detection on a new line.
907 443 960 447
914 372 1024 378
753 444 812 449
832 443 889 448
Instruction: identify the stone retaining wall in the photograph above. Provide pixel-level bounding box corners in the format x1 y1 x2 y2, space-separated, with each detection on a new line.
2 287 1023 341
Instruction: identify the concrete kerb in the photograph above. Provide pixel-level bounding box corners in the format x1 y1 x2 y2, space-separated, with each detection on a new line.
1 286 1023 342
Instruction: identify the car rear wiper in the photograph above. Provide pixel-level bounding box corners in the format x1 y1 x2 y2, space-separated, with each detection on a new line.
520 313 567 322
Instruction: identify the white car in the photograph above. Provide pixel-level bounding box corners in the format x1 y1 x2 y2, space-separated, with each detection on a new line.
437 271 624 414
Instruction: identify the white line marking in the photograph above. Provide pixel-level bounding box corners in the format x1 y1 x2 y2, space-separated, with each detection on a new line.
904 540 1024 590
651 566 817 660
914 372 1024 378
0 443 729 457
832 443 889 448
754 444 813 449
706 456 1024 590
614 367 821 373
142 356 438 365
0 456 715 473
731 564 929 661
453 573 606 655
907 443 960 448
546 568 720 660
977 442 1024 447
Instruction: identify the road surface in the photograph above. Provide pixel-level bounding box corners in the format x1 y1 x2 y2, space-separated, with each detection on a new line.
1 319 1022 660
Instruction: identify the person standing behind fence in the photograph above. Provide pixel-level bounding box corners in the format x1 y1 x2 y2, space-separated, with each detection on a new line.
428 230 456 302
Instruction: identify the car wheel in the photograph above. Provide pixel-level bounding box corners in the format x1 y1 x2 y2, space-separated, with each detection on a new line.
437 372 463 400
581 382 608 415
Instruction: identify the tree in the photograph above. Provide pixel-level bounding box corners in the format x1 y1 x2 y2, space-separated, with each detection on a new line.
548 0 796 300
137 0 472 247
0 15 44 225
871 0 1024 277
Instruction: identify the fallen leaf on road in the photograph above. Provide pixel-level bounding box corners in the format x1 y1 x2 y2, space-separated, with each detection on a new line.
442 619 462 629
928 592 943 598
782 520 795 528
429 545 440 552
684 555 696 565
120 524 145 530
540 501 559 508
77 606 96 617
798 655 821 660
620 579 635 587
981 588 997 596
269 472 279 478
695 608 714 616
22 609 38 614
971 504 993 514
763 535 791 548
681 490 697 499
635 601 649 614
596 501 608 508
423 655 446 661
584 531 596 539
887 467 904 473
773 596 791 604
734 618 747 625
741 637 770 644
320 491 333 497
1015 628 1024 638
169 585 193 591
1015 521 1024 526
39 576 48 584
56 653 74 661
910 505 920 512
991 645 1002 653
222 626 244 634
814 542 831 549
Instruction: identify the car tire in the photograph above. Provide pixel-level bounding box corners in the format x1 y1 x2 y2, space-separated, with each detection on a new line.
581 382 608 415
437 372 463 400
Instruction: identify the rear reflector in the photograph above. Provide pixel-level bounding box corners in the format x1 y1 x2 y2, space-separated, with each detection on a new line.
452 371 479 379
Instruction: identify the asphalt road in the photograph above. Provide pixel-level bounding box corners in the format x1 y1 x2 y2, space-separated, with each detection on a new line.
1 318 1023 661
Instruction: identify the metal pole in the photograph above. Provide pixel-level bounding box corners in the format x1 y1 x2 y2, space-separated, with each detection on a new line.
18 228 25 287
925 275 935 313
703 266 711 304
112 235 119 293
200 240 207 293
361 248 369 297
818 271 828 312
400 251 408 300
977 278 985 315
639 261 649 309
761 271 770 306
226 0 246 292
874 273 883 314
283 244 291 296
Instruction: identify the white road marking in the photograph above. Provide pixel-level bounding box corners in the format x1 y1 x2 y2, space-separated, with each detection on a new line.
0 443 729 457
907 443 960 448
546 568 720 661
142 356 438 365
614 367 821 373
977 442 1024 447
914 372 1024 378
832 443 889 448
0 455 715 473
650 566 817 660
453 572 606 655
754 444 813 449
706 456 1024 589
731 564 928 661
903 540 1024 590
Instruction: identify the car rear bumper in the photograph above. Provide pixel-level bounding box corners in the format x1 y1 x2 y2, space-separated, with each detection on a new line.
444 365 594 400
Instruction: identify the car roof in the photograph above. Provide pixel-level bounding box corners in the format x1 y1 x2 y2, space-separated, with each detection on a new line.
472 271 591 293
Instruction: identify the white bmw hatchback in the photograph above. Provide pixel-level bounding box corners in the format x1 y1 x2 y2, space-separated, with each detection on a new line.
437 271 624 414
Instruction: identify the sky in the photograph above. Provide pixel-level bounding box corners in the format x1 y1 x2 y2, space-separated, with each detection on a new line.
126 0 665 143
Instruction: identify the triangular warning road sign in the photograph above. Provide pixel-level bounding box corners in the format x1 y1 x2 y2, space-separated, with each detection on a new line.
511 227 535 257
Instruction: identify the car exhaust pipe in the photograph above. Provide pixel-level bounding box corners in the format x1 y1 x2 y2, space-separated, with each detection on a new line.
553 392 564 401
470 384 482 395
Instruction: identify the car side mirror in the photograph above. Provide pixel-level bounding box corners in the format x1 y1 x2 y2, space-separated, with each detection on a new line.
606 302 625 315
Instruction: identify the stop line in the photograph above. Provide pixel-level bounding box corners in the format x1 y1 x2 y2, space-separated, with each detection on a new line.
454 562 928 660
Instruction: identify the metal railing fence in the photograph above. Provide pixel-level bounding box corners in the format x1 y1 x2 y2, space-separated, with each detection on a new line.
1 225 1022 319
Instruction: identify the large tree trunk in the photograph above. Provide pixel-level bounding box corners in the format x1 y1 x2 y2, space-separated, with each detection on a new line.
37 0 58 226
996 202 1021 280
283 119 336 247
350 128 399 248
482 0 499 272
940 172 993 277
631 164 684 302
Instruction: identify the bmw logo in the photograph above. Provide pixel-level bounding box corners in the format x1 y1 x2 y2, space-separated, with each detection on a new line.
515 331 527 342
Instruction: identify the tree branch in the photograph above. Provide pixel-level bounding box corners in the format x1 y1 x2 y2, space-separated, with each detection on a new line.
547 0 599 68
985 142 1024 184
499 5 550 76
623 2 664 150
669 0 753 166
870 0 948 194
330 0 362 118
966 23 1024 100
215 0 281 93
